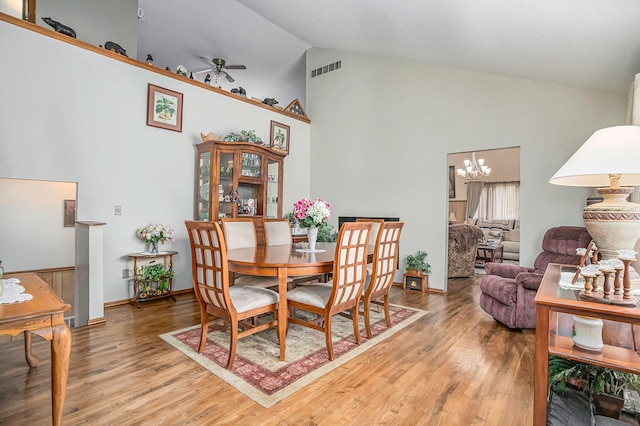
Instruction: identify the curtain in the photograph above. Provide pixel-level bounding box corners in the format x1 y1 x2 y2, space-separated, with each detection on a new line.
475 182 520 220
627 73 640 271
465 181 484 221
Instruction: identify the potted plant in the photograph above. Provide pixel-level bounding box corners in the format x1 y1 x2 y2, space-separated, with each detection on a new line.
137 262 174 297
548 355 640 419
403 250 431 276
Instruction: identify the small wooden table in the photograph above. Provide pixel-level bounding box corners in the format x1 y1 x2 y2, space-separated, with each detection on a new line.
476 243 503 264
0 273 72 426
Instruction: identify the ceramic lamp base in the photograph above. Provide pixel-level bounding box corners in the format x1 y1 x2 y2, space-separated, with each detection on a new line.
572 315 604 351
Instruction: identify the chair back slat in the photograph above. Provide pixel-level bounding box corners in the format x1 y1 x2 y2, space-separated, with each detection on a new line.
331 222 372 308
185 221 233 313
263 219 292 246
220 218 257 250
356 218 385 247
369 222 404 295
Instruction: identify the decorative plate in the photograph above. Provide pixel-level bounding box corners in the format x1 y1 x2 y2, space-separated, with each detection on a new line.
200 183 209 201
176 65 188 77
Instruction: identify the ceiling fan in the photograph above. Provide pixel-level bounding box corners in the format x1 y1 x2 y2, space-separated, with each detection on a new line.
194 57 246 83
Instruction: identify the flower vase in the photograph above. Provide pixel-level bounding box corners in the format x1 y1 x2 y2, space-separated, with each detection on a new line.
307 227 318 251
151 241 159 254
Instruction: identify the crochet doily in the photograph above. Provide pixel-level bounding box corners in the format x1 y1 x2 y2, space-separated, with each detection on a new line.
0 278 33 304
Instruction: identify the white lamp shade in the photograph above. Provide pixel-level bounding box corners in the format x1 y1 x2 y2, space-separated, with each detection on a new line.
549 125 640 187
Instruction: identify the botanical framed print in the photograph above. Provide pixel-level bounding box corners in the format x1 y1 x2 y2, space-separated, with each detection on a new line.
449 165 456 199
146 84 183 132
270 121 290 154
64 199 76 227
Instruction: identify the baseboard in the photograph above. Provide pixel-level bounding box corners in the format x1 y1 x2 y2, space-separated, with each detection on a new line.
104 288 194 308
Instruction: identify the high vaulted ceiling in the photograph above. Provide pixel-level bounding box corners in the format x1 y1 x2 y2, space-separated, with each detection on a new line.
137 0 640 105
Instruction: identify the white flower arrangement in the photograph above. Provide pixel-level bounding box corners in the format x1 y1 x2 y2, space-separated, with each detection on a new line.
293 198 331 228
136 224 175 244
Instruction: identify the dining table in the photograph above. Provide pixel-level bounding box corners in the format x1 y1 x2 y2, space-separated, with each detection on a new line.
0 273 72 426
226 242 338 361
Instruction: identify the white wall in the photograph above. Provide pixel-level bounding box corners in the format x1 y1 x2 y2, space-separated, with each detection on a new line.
0 178 76 270
306 48 627 292
0 20 311 303
37 0 138 59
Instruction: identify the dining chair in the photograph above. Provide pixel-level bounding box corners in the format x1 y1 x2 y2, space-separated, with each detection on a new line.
286 221 372 361
355 218 384 273
361 221 404 338
220 218 284 289
263 218 323 287
184 220 282 369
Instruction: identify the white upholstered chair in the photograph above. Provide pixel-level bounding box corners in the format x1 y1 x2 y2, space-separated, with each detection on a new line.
286 221 372 360
185 220 282 369
220 218 283 289
361 221 404 338
263 218 323 287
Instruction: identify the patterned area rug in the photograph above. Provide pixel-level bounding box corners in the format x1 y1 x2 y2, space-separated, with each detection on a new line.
160 304 428 407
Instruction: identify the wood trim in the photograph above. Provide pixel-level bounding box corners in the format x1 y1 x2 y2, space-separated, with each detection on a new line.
0 12 310 124
87 317 106 326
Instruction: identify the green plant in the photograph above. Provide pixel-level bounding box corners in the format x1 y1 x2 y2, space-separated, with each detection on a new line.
138 262 173 281
403 250 431 274
548 355 640 397
317 222 338 242
155 97 176 120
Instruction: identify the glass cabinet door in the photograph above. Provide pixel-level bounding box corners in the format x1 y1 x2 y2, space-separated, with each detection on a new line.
266 159 280 219
197 150 211 221
217 152 236 220
241 152 262 177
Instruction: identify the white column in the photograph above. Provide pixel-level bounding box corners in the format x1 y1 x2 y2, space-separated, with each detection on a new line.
75 221 107 327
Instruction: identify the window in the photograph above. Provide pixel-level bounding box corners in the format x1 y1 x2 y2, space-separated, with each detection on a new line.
475 182 520 220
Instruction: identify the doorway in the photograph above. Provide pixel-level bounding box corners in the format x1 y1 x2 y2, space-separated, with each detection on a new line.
447 148 521 278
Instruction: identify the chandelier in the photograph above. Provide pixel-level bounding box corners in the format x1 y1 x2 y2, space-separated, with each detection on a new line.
456 152 491 180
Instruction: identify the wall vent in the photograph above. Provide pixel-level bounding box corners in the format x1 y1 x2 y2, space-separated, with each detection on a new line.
311 60 341 78
65 316 75 328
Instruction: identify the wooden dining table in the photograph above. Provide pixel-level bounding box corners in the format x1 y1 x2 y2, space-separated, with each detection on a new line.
0 273 72 426
226 242 338 361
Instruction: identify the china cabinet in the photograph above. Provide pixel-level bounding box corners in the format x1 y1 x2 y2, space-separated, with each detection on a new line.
195 140 285 223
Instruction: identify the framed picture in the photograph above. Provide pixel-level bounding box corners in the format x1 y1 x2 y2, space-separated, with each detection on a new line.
146 84 183 132
449 165 456 199
64 199 76 227
270 121 290 154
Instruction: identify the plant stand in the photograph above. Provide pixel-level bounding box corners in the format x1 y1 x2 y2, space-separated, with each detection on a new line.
128 251 178 308
404 273 428 293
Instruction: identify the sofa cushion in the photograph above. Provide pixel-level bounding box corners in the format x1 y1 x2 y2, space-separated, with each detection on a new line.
503 228 520 242
502 240 519 254
482 228 504 243
479 275 517 305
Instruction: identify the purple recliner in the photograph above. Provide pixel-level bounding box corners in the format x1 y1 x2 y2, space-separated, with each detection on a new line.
479 226 592 329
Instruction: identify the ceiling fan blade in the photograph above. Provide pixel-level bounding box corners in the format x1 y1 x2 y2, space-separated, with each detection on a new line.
225 73 235 83
199 55 214 63
192 68 213 75
224 65 246 70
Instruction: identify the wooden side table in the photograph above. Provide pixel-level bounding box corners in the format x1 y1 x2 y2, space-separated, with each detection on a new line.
476 243 504 264
404 273 428 293
127 251 178 308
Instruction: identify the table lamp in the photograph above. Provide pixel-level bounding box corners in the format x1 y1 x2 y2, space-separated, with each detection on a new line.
549 125 640 260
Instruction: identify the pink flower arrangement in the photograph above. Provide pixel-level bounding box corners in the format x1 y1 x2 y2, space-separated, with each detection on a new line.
293 198 330 228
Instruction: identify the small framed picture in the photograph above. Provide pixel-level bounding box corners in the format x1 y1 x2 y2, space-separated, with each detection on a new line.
449 165 456 199
270 121 290 155
146 84 183 132
64 199 76 227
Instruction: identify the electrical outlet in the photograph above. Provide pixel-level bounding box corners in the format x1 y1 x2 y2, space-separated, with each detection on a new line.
114 205 122 215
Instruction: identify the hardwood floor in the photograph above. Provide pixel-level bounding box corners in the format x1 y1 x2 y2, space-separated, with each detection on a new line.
0 276 534 425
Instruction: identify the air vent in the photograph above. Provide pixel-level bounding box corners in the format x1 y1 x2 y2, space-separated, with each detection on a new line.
311 60 341 78
64 316 75 328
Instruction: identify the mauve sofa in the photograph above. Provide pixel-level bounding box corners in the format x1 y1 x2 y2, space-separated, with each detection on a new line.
479 226 592 329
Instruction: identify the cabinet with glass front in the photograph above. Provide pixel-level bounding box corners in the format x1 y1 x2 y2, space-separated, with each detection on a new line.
195 140 285 222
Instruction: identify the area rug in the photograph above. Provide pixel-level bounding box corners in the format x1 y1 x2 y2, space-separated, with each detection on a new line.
160 304 428 407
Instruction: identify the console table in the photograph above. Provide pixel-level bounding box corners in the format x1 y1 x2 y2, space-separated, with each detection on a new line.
128 251 178 308
533 263 640 425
